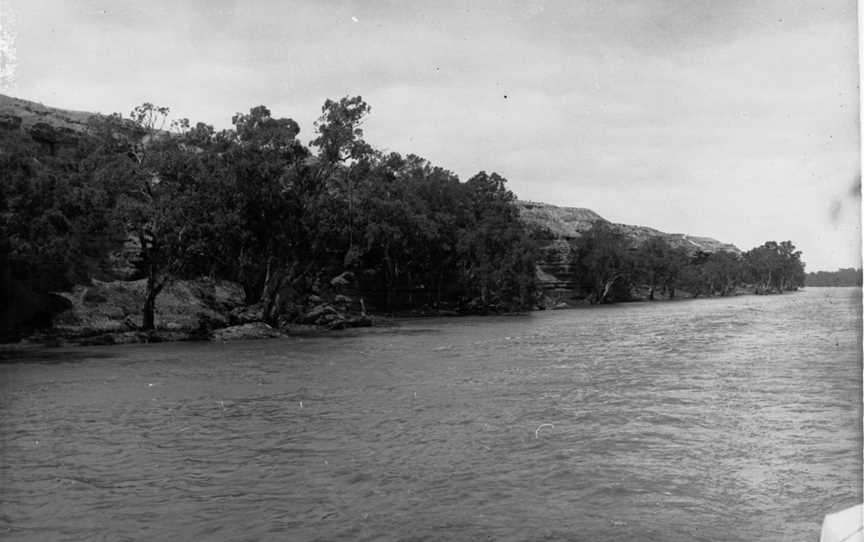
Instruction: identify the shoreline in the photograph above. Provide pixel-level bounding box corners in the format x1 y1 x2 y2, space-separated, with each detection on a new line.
0 288 830 351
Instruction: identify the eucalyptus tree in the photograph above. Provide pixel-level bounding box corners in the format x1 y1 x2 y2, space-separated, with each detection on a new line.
744 241 805 293
99 103 214 330
310 96 373 258
572 221 633 304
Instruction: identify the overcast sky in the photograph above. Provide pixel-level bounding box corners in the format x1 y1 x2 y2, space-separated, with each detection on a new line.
1 0 860 271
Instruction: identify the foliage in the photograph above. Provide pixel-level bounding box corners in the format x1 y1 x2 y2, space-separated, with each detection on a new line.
2 95 540 335
743 241 805 293
311 96 373 164
3 93 813 336
0 118 119 336
570 226 806 302
572 222 634 304
632 236 688 299
85 103 219 329
698 251 746 296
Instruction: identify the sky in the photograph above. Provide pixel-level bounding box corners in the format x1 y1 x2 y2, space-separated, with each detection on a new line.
0 0 860 271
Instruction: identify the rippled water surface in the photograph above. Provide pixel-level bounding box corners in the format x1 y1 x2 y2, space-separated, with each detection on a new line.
1 288 861 541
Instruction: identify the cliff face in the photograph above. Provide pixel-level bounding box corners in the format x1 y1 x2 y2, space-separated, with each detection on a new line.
517 200 740 296
517 202 601 294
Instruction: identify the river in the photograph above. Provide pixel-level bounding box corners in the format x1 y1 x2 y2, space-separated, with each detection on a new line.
0 287 861 541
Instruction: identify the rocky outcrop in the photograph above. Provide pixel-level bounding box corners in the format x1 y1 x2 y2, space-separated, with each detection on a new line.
28 122 82 158
51 278 246 338
36 277 376 345
517 200 740 298
296 299 373 330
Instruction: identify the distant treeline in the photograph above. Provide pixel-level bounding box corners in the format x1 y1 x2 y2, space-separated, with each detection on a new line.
805 268 862 287
1 96 806 336
567 223 805 304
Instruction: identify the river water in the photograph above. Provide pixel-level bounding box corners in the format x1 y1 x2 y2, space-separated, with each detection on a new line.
0 287 861 541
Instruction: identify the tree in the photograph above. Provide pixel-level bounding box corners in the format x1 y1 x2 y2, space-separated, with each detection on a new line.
214 105 315 321
1 93 635 337
310 96 373 256
744 240 805 294
777 241 806 291
633 236 680 300
573 222 633 304
456 172 537 311
310 96 372 164
94 103 210 330
701 251 745 296
0 130 102 335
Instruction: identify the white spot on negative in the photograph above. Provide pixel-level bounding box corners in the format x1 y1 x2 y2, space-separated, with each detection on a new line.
0 0 19 93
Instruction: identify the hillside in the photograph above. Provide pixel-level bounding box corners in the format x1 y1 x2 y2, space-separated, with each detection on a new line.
0 92 742 264
1 93 754 340
517 201 740 294
0 94 95 131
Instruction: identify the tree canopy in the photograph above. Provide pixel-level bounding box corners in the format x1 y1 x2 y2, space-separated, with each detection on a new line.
1 94 811 338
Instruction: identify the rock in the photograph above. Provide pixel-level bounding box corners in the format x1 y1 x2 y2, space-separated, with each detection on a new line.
0 114 22 130
317 312 341 326
330 271 353 287
333 294 353 306
51 278 245 337
28 122 80 158
229 303 263 325
517 200 741 297
306 294 322 304
300 303 340 325
211 323 282 341
327 315 373 330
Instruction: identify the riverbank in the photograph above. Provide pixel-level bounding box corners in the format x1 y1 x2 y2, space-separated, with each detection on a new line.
3 280 810 349
2 277 383 347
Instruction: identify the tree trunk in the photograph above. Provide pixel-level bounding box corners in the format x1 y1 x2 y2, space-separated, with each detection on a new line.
599 274 619 304
243 283 259 305
347 170 354 251
260 258 286 324
142 292 156 331
384 249 394 312
142 270 166 331
262 270 288 324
